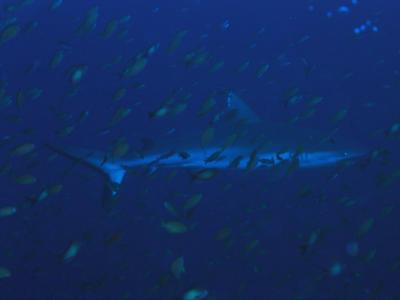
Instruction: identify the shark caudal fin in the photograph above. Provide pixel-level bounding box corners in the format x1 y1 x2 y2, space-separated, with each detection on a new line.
46 144 126 210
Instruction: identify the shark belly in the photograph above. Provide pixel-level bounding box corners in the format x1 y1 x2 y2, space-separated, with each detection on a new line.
137 149 363 170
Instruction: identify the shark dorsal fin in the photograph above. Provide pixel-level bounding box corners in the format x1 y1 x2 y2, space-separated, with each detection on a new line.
226 91 261 124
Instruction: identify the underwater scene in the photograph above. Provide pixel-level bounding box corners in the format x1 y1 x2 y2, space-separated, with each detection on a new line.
0 0 400 299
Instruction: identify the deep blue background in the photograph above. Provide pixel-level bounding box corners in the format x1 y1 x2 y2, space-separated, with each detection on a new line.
1 0 400 299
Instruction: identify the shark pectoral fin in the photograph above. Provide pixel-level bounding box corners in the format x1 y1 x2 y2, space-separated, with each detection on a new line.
100 163 126 211
46 144 127 210
226 91 262 124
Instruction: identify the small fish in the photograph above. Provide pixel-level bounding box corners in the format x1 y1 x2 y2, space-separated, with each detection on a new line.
25 60 41 74
102 19 118 39
170 102 188 116
16 174 36 185
205 150 223 163
332 108 348 123
358 218 374 237
77 6 99 34
330 262 344 277
256 63 270 78
184 48 209 68
0 267 11 279
0 206 17 218
168 30 188 54
162 221 188 234
183 193 202 215
31 184 62 205
113 87 127 102
182 289 208 300
201 127 214 148
26 88 43 101
50 50 64 69
245 240 259 252
222 133 238 150
197 94 216 116
11 143 35 156
307 96 323 106
282 87 301 108
211 60 224 73
47 184 63 195
179 151 190 160
149 105 169 119
164 202 178 217
23 21 38 34
63 241 81 262
191 169 217 181
0 22 20 43
246 149 258 171
215 227 232 241
237 61 250 73
386 122 400 136
50 0 63 10
122 54 148 77
56 125 75 137
229 155 243 168
69 65 88 85
110 107 131 126
112 138 130 158
299 229 321 254
170 256 185 279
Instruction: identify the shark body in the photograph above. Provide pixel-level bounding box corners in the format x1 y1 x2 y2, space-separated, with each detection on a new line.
49 92 366 208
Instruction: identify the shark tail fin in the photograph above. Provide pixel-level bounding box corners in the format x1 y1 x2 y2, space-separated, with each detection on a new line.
46 144 126 210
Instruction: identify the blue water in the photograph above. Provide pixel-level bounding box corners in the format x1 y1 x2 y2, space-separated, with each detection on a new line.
1 0 400 299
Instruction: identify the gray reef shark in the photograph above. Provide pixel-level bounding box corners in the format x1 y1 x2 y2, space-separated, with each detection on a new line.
48 91 366 209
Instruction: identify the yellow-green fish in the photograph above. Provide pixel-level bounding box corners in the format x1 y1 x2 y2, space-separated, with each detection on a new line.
48 184 63 195
0 267 11 279
50 0 63 11
70 65 88 84
11 143 35 156
170 256 185 279
77 6 99 34
102 19 118 38
332 108 348 123
256 63 270 78
211 60 224 73
358 218 375 237
197 95 216 116
237 61 250 73
110 107 131 126
183 194 202 215
168 30 188 54
56 125 75 137
164 202 178 217
201 127 214 148
16 174 36 185
50 50 64 69
63 241 81 262
0 206 17 218
112 138 130 158
123 55 148 77
113 87 127 102
162 221 188 234
215 227 232 241
0 23 20 43
191 169 217 181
